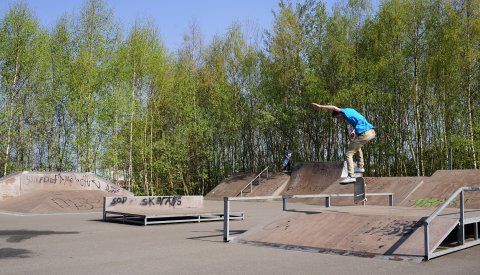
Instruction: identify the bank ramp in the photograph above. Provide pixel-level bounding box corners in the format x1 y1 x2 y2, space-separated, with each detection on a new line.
206 170 289 199
400 170 480 208
227 167 480 260
284 162 344 195
232 185 480 261
322 177 426 206
0 172 132 213
0 190 108 213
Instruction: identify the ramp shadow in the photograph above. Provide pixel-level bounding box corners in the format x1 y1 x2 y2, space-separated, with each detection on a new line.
0 248 34 259
384 217 426 255
0 229 79 243
285 209 323 215
188 229 247 242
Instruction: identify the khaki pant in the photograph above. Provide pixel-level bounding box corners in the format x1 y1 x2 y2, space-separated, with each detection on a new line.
346 129 376 177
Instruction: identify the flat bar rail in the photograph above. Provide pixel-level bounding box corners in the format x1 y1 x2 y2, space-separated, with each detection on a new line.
238 167 269 197
223 192 394 241
104 210 244 226
423 186 480 261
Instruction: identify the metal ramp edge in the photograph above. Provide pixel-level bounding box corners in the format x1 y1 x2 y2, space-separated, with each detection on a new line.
104 210 244 226
429 221 461 254
424 186 480 260
224 194 479 261
231 239 424 262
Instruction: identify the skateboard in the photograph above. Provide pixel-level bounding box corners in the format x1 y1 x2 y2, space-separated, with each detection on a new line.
354 177 366 204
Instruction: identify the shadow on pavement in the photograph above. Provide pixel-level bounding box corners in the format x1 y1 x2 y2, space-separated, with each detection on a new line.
0 229 79 243
187 229 247 242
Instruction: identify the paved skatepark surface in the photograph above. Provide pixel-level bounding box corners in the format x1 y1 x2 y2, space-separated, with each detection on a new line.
1 166 480 274
1 200 480 275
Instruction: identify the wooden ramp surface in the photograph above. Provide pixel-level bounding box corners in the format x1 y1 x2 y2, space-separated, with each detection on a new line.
205 173 256 199
284 162 344 197
245 173 290 197
322 177 426 206
234 206 477 258
399 170 480 208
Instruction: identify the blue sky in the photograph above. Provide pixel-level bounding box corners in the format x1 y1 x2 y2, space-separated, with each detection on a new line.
0 0 369 51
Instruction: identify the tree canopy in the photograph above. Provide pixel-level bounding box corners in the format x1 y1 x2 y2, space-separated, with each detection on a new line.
0 0 478 195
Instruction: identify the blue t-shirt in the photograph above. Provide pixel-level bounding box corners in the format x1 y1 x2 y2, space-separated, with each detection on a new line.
340 108 375 135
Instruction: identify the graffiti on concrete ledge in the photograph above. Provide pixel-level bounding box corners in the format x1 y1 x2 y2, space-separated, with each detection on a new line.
109 196 182 207
21 173 123 194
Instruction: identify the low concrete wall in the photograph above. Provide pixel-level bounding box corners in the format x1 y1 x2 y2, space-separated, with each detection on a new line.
0 171 133 200
105 196 203 212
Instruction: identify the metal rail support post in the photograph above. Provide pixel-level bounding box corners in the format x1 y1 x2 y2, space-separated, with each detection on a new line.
325 196 331 208
459 190 465 245
103 197 107 221
388 194 394 206
424 222 430 260
475 222 479 240
223 197 230 242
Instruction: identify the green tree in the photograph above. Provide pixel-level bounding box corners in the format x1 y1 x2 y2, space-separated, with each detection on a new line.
68 0 119 172
0 3 43 175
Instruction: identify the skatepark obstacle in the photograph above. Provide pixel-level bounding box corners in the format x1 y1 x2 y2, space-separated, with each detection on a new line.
0 171 132 201
226 187 480 261
104 195 243 225
223 192 394 241
239 167 269 196
423 186 480 260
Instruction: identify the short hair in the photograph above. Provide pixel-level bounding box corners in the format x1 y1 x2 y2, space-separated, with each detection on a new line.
332 110 342 117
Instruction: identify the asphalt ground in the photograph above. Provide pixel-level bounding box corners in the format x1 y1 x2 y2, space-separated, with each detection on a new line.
1 200 479 275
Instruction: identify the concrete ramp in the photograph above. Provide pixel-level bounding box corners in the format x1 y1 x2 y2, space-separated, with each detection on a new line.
244 173 290 197
206 171 289 199
322 177 426 206
400 170 480 208
0 190 108 213
284 162 344 195
233 206 474 260
206 173 256 199
0 171 133 201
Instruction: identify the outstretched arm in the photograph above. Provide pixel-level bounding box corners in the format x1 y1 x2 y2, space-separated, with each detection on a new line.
311 103 341 112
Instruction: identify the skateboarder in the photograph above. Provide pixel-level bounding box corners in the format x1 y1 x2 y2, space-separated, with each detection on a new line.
311 103 376 183
282 145 292 173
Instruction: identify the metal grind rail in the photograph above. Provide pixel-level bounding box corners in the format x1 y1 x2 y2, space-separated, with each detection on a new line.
423 186 480 260
223 192 394 241
238 167 269 197
104 210 245 226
